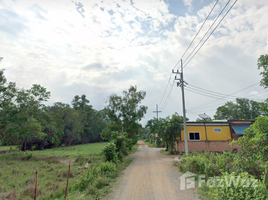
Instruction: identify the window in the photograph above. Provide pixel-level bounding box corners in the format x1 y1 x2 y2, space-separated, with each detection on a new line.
189 132 200 141
214 128 222 133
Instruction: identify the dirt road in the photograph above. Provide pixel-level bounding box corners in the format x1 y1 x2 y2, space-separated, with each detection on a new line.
104 141 198 200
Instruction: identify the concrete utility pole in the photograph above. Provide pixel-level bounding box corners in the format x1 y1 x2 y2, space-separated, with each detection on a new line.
153 104 161 121
172 59 188 155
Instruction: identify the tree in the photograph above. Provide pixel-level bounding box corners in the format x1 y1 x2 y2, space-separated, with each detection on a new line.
49 102 82 146
214 98 260 120
103 86 147 145
71 94 106 143
163 114 183 154
257 54 268 88
259 98 268 116
233 116 268 172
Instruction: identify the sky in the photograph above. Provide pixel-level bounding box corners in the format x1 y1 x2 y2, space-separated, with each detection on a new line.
0 0 268 125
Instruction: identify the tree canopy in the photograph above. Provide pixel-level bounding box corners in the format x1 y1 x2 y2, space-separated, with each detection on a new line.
214 98 261 120
102 85 147 145
258 54 268 88
0 69 107 150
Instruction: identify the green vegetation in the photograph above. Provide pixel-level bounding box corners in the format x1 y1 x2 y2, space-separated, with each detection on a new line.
0 145 17 151
145 114 183 154
0 67 145 199
0 142 137 200
30 142 108 157
177 116 268 199
101 85 147 145
0 69 107 150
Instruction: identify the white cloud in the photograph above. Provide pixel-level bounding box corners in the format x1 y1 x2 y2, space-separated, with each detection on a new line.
183 0 193 12
0 0 268 124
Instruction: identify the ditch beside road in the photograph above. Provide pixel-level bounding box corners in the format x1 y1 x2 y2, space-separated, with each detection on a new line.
103 141 198 200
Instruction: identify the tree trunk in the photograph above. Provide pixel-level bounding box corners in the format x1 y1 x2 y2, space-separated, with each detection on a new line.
24 140 27 151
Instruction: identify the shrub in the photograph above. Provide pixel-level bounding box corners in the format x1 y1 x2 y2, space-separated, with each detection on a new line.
102 142 117 163
97 161 117 178
208 172 268 200
178 151 235 177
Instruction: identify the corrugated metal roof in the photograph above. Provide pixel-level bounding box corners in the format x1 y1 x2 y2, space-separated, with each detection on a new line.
231 126 251 135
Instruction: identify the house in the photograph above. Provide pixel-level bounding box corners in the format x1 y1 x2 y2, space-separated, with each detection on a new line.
228 119 254 139
176 120 254 152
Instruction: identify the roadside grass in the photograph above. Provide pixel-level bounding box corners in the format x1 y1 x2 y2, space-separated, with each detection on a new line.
159 149 170 155
0 145 18 152
159 149 180 155
0 142 137 200
31 142 109 158
143 141 156 148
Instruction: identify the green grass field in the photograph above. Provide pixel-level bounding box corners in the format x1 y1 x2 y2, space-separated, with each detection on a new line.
31 142 108 157
0 145 18 152
0 142 109 200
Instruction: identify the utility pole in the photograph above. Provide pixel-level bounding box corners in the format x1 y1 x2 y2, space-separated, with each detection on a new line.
172 59 188 155
153 104 161 121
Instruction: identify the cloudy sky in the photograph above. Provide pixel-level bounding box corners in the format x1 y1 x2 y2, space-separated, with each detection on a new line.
0 0 268 125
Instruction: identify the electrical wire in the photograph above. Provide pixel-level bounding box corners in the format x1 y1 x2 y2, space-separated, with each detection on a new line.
180 0 220 61
185 87 237 100
184 0 238 68
187 82 260 111
159 76 172 106
187 84 242 99
160 79 175 111
183 0 232 65
158 0 222 109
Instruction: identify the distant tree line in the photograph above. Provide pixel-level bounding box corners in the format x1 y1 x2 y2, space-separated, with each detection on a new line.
0 69 107 150
0 68 148 151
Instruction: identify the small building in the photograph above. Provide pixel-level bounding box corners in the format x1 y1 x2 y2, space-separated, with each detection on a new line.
176 120 254 152
228 119 254 139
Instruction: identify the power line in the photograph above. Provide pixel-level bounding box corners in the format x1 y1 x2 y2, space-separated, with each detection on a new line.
160 79 175 111
187 84 242 99
186 87 237 100
172 0 220 71
159 76 172 106
187 88 267 112
187 82 260 111
159 1 221 111
180 0 220 61
184 0 238 68
183 0 232 65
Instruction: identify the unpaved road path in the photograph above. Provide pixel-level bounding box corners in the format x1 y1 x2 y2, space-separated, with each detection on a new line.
103 141 198 200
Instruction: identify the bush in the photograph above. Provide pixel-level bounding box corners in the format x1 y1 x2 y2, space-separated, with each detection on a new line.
102 142 117 163
97 161 117 178
178 151 236 177
208 172 268 200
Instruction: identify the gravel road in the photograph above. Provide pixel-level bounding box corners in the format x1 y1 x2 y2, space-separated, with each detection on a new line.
103 141 199 200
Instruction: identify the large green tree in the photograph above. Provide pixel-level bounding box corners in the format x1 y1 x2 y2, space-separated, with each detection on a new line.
214 98 260 120
258 54 268 88
162 115 183 154
71 94 106 143
103 85 147 144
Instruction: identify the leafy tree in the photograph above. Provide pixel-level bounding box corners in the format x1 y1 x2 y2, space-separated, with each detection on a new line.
146 115 183 152
0 83 51 150
103 86 147 145
257 54 268 88
163 114 183 154
49 102 82 146
234 116 268 162
214 98 260 120
72 94 106 143
259 98 268 116
0 69 18 145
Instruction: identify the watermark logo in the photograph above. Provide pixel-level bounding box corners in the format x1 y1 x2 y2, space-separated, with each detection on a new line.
179 171 258 190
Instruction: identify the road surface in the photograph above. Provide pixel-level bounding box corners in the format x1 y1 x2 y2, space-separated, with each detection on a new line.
103 141 198 200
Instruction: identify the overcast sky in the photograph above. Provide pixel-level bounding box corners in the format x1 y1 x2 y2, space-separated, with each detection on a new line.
1 0 268 125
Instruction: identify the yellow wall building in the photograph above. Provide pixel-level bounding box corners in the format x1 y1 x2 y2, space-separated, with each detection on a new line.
180 122 232 141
